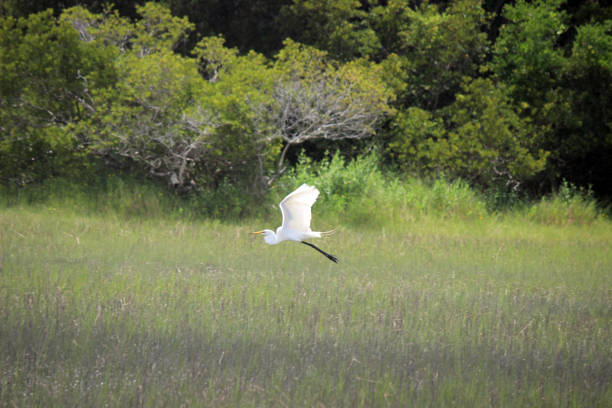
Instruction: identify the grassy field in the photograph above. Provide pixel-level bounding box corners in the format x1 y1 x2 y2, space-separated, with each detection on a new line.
1 206 610 407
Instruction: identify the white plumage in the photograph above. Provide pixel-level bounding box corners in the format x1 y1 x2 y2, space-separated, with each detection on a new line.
253 184 337 263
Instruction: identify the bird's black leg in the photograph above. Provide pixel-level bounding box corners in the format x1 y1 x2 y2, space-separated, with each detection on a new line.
301 241 338 263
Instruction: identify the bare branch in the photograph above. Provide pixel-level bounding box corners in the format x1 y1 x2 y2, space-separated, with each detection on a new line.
244 64 389 187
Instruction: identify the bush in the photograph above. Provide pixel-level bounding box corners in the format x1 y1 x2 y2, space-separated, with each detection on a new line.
387 79 547 193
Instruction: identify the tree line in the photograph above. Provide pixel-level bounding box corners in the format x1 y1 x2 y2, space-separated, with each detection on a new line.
1 0 611 202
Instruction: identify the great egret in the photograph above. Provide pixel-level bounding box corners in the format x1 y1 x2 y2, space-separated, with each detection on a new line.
252 184 338 263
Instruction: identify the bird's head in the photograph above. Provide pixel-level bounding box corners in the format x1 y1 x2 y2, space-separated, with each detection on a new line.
252 229 278 245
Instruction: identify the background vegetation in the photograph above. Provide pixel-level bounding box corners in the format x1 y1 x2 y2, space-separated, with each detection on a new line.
1 0 611 212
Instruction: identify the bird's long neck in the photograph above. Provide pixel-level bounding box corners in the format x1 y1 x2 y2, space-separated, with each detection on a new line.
273 227 287 243
265 230 281 245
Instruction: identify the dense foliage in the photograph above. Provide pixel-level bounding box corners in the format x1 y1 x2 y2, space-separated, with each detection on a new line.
1 0 611 210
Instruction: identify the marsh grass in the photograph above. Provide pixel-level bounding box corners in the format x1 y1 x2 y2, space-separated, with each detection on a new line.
1 206 610 407
523 181 602 226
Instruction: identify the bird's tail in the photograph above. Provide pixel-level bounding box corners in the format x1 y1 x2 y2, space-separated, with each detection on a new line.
320 229 336 237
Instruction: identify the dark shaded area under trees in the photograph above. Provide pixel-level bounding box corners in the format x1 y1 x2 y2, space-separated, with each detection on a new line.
1 0 611 207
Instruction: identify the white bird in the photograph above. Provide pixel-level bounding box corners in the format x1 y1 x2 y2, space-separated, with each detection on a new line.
252 183 338 263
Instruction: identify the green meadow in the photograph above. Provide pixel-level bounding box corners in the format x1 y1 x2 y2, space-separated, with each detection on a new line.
1 202 610 407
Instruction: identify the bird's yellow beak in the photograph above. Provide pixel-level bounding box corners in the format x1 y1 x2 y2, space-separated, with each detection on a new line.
251 231 264 234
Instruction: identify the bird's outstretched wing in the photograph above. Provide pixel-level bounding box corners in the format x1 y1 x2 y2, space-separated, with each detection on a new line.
279 184 320 232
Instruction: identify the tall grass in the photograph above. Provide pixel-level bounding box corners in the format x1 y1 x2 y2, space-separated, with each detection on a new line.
277 152 488 227
0 176 182 219
0 175 266 221
523 180 602 225
277 152 605 228
1 153 606 227
1 202 610 406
